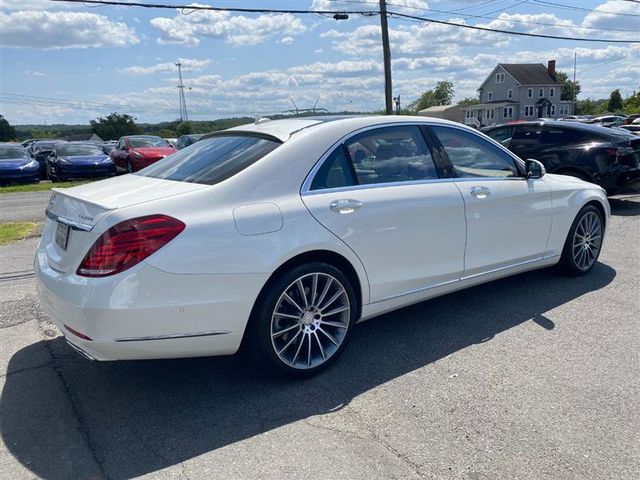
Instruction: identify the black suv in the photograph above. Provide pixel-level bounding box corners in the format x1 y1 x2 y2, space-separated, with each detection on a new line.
483 121 640 195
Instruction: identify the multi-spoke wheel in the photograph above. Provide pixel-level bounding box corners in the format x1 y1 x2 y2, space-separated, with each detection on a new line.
246 262 357 377
560 205 604 275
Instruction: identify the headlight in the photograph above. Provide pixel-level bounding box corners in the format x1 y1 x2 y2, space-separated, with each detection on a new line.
57 157 71 164
131 150 144 158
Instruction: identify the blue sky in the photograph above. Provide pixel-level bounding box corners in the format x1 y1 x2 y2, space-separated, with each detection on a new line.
1 0 639 124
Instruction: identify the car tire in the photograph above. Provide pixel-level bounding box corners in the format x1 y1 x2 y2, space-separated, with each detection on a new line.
558 205 604 276
245 262 358 378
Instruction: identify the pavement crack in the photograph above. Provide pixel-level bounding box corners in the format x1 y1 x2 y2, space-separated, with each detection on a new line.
42 334 110 480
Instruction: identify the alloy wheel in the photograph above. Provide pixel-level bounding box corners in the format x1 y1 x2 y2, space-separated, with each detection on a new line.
572 211 602 271
270 272 350 370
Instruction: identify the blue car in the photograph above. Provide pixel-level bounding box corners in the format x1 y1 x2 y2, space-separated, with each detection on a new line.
46 142 117 182
0 143 40 184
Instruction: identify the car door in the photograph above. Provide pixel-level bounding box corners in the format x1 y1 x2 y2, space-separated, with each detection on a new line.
301 124 466 303
430 125 553 278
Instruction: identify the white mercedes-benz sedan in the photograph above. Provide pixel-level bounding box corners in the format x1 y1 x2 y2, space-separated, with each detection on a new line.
36 116 609 376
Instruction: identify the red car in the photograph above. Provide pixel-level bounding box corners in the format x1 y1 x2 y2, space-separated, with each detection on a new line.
110 135 176 173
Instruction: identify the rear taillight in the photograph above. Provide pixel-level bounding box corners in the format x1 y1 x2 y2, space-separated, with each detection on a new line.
77 214 185 277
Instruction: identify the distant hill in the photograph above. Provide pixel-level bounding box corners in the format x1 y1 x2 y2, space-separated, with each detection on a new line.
14 111 368 141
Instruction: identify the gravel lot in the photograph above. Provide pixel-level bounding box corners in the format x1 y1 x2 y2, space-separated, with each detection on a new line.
0 195 638 480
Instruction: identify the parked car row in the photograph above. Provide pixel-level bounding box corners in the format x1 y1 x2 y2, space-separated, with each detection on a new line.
482 120 640 194
560 114 640 128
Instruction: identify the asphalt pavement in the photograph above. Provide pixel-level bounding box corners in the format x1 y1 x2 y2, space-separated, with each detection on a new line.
0 190 51 223
0 196 639 480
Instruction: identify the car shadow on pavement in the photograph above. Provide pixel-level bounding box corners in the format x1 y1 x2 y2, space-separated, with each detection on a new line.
609 195 640 216
1 263 616 479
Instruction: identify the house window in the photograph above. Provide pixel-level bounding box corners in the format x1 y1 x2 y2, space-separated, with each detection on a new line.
524 105 534 117
465 110 475 119
550 87 555 98
488 109 495 120
539 87 544 97
503 107 514 119
559 104 570 115
496 72 505 83
507 89 513 99
487 91 493 101
550 104 556 116
528 88 533 98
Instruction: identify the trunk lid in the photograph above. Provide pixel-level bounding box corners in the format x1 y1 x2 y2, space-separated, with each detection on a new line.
42 174 208 273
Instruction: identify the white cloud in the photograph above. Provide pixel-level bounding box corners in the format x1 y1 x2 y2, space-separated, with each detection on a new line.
25 70 46 77
149 6 306 46
1 10 138 49
582 0 640 33
122 58 211 76
321 19 506 57
280 36 295 45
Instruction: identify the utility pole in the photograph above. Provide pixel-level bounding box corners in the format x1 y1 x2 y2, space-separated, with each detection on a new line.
176 61 188 122
572 52 577 115
379 0 393 115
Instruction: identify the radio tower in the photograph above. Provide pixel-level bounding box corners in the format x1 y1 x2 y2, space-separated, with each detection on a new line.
176 61 188 121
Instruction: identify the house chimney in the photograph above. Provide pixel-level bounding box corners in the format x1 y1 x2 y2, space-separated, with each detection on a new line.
547 59 556 77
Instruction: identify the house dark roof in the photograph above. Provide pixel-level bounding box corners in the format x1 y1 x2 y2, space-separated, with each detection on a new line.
65 133 103 142
499 63 560 85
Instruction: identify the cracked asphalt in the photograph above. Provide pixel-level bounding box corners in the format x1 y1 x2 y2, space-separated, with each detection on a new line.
0 195 639 480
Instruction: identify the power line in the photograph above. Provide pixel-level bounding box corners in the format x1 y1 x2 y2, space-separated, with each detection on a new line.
377 0 639 33
388 11 640 43
49 0 640 43
529 0 640 17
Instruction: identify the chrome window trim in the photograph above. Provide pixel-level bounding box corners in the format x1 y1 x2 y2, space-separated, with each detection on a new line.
301 121 440 195
300 120 529 196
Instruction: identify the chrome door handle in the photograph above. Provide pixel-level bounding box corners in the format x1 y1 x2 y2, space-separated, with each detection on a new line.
470 186 491 199
329 199 363 214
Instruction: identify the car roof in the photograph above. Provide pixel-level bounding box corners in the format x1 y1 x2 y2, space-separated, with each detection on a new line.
226 115 459 142
484 119 625 135
124 135 163 139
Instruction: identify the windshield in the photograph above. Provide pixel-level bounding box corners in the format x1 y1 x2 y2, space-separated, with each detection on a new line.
0 146 29 160
137 134 281 185
58 144 104 156
128 136 168 148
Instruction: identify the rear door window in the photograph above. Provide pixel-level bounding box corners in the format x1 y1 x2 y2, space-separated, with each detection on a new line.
138 134 281 185
345 125 439 185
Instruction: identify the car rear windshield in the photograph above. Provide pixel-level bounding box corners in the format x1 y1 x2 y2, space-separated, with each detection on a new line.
0 146 29 160
128 136 168 148
137 134 281 185
58 144 104 156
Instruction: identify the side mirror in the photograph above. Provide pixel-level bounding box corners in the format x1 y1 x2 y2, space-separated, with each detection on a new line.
525 158 545 179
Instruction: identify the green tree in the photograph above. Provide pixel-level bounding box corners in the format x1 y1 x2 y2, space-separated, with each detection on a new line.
457 97 480 107
624 89 640 114
0 115 16 141
607 89 623 112
174 121 192 136
90 112 140 141
409 81 455 112
556 71 581 102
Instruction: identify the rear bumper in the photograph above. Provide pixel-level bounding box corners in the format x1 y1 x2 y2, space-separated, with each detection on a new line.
57 165 116 179
0 170 40 183
35 248 267 361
